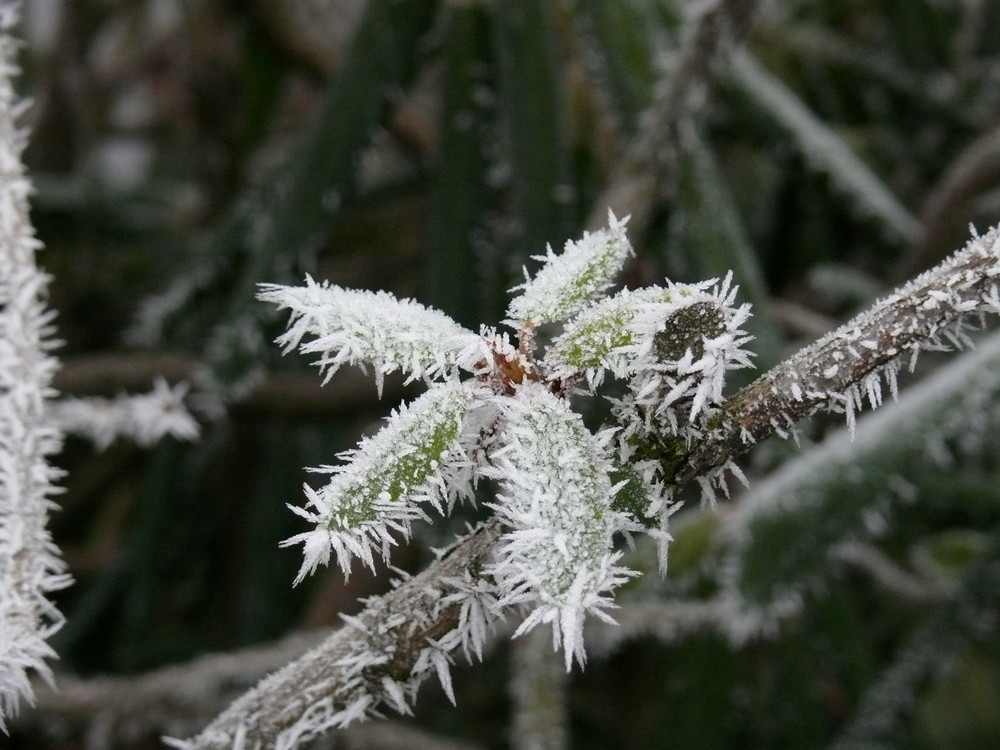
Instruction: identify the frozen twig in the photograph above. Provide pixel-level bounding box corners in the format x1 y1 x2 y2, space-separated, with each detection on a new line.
172 520 502 750
679 225 1000 484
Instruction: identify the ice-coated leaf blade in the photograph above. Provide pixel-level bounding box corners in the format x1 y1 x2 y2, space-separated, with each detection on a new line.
545 284 711 381
283 380 482 582
258 277 480 394
506 214 634 327
485 383 635 668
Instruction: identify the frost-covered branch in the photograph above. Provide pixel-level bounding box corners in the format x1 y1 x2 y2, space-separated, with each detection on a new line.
172 520 502 750
0 1 69 731
719 326 1000 639
680 225 1000 484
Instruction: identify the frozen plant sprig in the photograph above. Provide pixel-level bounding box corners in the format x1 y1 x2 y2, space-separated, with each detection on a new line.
250 214 752 732
188 219 1000 750
48 379 200 450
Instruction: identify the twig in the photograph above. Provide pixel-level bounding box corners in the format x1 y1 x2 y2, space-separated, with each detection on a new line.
174 520 502 749
679 225 1000 483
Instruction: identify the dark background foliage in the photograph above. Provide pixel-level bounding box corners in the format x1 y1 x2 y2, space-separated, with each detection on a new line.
11 0 1000 748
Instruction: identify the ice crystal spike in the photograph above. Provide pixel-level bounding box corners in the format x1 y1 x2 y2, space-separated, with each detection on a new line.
485 383 634 669
258 277 481 396
282 381 481 582
506 212 634 327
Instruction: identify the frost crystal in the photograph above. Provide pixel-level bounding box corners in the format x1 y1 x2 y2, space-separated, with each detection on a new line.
506 213 634 326
0 2 69 729
258 277 481 395
485 383 635 668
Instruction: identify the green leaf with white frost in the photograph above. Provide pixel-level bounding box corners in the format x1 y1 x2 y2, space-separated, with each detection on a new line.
485 383 634 668
258 276 481 395
283 381 480 582
546 285 703 380
505 213 634 326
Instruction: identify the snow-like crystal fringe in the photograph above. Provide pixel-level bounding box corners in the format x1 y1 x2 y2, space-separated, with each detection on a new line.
506 212 633 326
258 277 481 395
0 2 69 730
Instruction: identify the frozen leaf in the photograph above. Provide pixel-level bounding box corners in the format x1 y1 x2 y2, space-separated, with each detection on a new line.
506 213 633 327
485 383 635 668
282 380 483 582
258 277 481 395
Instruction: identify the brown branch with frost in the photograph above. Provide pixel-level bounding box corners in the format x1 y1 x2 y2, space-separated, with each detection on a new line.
173 520 502 749
678 225 1000 484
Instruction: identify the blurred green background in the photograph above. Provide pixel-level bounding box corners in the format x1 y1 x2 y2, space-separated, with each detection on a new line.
11 0 1000 748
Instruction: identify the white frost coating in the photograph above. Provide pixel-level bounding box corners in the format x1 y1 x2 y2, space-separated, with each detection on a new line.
506 212 634 326
281 380 483 583
258 277 481 395
0 2 70 730
49 379 199 449
485 383 635 669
